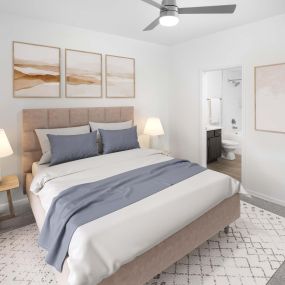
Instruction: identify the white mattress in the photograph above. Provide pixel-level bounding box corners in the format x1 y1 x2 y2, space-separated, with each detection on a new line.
30 149 241 285
32 162 49 176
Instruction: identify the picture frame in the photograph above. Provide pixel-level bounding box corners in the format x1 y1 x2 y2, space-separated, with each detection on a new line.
65 49 103 98
105 55 135 98
13 41 61 98
255 63 285 134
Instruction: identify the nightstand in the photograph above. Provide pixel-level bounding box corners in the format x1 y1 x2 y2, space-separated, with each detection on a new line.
0 175 19 221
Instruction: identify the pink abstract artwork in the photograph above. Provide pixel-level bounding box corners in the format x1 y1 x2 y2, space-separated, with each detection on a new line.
255 63 285 133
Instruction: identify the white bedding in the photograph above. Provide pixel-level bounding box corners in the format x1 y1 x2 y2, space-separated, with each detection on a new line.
32 162 49 176
30 149 241 285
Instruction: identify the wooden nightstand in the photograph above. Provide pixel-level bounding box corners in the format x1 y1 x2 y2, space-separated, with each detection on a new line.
0 175 19 221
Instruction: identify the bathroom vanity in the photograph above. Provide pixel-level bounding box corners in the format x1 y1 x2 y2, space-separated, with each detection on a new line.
207 129 222 163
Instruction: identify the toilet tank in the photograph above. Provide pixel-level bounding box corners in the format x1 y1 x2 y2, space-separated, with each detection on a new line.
222 130 242 155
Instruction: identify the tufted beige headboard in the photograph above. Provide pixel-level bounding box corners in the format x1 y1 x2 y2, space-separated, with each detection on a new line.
22 107 134 179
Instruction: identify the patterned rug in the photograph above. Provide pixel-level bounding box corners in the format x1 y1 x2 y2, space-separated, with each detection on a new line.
0 202 285 285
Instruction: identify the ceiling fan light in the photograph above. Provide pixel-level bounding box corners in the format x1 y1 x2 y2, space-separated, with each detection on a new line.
159 15 179 27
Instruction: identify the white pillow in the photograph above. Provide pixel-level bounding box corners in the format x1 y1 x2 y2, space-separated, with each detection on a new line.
35 125 90 165
89 121 133 153
89 121 133 133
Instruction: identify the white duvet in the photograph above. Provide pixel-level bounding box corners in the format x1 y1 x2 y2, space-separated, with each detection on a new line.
31 149 241 285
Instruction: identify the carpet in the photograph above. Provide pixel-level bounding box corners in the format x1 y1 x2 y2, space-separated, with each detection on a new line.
1 202 285 285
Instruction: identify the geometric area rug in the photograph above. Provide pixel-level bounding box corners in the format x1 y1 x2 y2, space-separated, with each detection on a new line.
0 202 285 285
147 202 285 285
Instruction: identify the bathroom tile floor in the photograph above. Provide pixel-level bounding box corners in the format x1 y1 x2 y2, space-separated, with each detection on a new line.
207 154 241 181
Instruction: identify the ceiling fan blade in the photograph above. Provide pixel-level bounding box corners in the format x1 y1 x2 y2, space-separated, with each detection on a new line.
141 0 165 10
143 17 160 31
178 4 236 14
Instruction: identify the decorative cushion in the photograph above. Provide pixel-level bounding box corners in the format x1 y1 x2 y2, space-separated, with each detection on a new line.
47 132 98 166
89 120 133 153
35 125 90 164
99 126 140 154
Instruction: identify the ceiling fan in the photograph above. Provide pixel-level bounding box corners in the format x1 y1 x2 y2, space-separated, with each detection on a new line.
142 0 237 31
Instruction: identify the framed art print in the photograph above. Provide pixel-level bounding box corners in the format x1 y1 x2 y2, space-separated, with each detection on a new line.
255 63 285 134
13 41 60 98
106 55 135 98
65 49 102 98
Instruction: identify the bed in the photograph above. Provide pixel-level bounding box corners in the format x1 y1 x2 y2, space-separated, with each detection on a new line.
22 107 240 285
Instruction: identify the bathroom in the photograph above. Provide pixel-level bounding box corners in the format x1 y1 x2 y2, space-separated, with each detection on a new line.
203 67 242 181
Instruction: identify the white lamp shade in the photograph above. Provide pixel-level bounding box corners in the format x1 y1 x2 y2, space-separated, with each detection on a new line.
0 129 13 158
144 117 165 136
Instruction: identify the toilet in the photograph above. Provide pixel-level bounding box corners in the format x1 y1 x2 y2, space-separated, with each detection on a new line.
222 139 239 160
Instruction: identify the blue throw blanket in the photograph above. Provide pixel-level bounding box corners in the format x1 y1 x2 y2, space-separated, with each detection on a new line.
39 159 206 271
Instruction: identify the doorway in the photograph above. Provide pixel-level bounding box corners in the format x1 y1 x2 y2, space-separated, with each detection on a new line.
201 66 243 182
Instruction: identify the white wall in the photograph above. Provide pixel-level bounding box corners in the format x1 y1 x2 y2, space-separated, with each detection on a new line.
204 69 242 132
204 71 222 130
0 14 171 205
206 71 222 99
170 14 285 206
222 69 242 132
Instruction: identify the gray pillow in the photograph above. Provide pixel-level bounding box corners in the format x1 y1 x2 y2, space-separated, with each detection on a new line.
35 125 90 165
99 127 140 154
48 132 98 166
89 120 133 154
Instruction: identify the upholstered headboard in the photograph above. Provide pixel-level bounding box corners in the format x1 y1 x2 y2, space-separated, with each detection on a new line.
22 107 134 177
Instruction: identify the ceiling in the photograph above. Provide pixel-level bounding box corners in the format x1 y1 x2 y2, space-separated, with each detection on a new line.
1 0 285 45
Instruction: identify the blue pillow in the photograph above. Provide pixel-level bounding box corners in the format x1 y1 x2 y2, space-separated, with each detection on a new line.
99 127 140 154
48 132 98 166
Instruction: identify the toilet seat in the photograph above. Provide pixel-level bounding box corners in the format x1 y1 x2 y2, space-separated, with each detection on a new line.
222 139 239 147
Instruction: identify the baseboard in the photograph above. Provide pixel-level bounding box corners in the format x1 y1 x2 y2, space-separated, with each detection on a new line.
0 198 29 212
246 189 285 207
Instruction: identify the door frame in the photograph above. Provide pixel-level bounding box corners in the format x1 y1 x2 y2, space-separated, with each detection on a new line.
199 64 246 184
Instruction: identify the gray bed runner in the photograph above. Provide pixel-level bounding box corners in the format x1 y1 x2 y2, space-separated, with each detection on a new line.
39 159 206 271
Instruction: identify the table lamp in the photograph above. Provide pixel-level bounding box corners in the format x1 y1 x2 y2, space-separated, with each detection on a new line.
144 117 164 148
0 129 13 182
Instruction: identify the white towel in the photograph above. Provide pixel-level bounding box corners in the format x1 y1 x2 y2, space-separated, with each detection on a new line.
210 98 221 124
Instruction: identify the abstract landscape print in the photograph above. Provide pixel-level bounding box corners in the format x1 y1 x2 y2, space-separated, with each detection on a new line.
13 42 60 98
255 63 285 134
65 49 102 98
106 55 135 98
